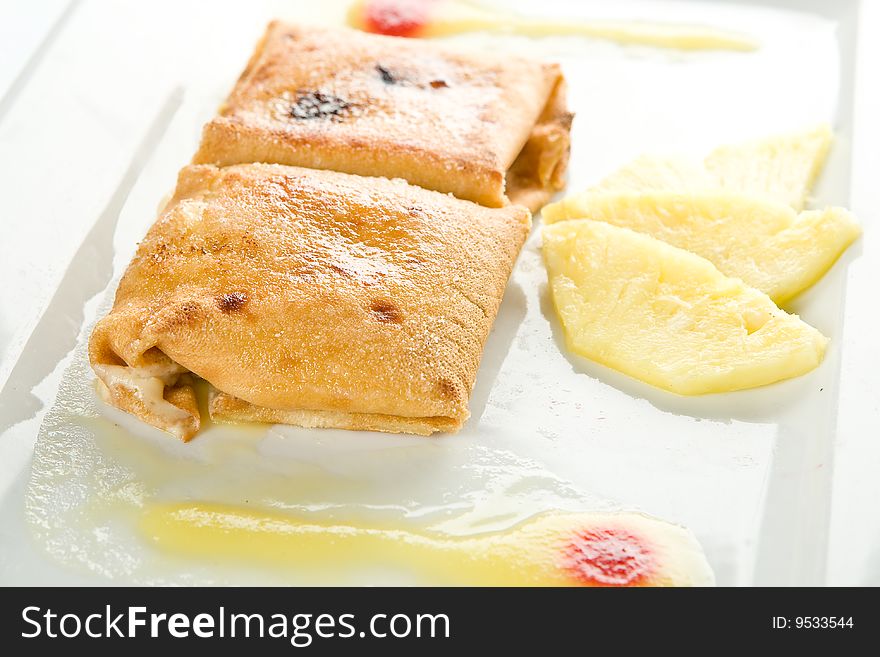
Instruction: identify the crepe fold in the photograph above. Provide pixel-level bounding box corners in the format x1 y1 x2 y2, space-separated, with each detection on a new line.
193 22 572 212
89 164 530 440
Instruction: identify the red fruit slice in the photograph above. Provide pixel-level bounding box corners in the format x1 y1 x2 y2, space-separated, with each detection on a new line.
363 0 436 37
562 527 656 586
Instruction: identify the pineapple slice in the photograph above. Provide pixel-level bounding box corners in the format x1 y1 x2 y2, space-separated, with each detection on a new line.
542 220 827 395
587 125 833 208
590 155 717 195
705 124 832 211
543 191 860 304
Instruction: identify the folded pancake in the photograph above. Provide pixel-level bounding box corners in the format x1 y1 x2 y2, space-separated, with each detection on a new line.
89 163 530 440
192 21 572 211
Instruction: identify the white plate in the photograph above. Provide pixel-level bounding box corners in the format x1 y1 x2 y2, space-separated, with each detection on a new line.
0 0 877 586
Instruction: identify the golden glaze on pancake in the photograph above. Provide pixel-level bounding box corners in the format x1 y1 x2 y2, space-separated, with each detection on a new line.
89 164 530 439
193 22 571 210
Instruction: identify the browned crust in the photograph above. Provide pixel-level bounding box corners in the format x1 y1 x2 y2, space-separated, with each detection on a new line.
192 21 569 208
195 118 506 208
506 77 574 213
209 390 458 437
89 163 531 439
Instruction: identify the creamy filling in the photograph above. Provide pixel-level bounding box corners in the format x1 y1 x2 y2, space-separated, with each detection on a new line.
93 363 191 425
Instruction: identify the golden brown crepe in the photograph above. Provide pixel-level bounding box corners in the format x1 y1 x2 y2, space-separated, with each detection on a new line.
89 164 530 440
192 22 572 211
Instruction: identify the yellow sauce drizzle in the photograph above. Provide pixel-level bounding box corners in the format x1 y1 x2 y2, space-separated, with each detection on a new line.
348 0 758 52
141 502 680 586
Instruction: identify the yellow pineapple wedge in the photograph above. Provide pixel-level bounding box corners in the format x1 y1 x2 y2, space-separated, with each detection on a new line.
705 124 832 211
588 125 833 208
543 191 860 304
590 155 716 195
542 220 827 395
